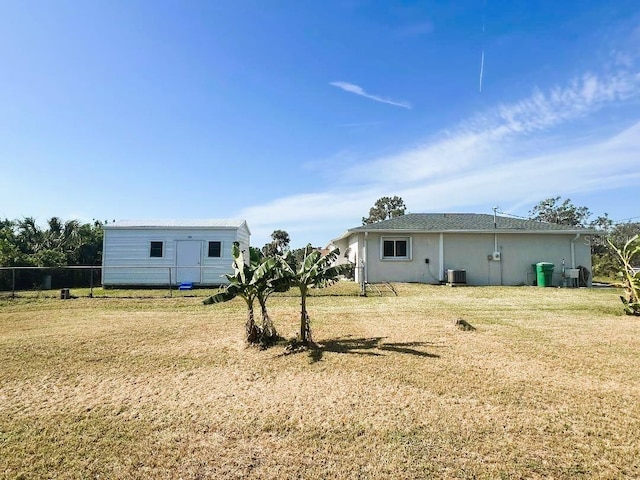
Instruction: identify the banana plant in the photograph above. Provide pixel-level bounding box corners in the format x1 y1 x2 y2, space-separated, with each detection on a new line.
255 257 291 343
608 234 640 316
204 242 289 345
278 247 348 345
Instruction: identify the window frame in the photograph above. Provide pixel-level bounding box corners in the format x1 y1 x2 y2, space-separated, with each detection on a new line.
207 241 222 258
380 236 412 260
149 241 164 258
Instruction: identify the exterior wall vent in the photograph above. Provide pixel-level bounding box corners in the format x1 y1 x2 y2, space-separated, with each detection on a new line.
447 269 467 285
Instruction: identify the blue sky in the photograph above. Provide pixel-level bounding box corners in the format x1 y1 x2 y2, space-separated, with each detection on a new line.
1 1 639 248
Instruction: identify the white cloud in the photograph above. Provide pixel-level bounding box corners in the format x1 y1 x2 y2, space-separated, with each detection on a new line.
330 81 412 109
237 190 379 247
347 70 640 185
399 121 640 207
239 70 640 247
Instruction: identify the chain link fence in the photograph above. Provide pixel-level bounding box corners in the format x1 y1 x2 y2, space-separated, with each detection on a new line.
0 266 229 299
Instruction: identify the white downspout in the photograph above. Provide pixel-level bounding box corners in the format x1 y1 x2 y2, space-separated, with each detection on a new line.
364 232 368 284
439 233 444 282
570 233 580 268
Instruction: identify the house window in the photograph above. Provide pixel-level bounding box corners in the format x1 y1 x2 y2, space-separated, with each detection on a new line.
208 241 222 257
381 237 411 260
150 241 164 258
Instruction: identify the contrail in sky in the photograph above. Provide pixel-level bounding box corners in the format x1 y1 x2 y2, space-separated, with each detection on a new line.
330 81 412 109
479 50 485 92
480 0 486 93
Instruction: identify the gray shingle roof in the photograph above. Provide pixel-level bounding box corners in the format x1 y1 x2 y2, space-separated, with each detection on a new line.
347 213 596 234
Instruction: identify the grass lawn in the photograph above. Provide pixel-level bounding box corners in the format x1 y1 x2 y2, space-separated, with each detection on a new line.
1 283 639 479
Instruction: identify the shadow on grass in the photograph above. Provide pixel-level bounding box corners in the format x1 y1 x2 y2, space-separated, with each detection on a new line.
308 336 441 363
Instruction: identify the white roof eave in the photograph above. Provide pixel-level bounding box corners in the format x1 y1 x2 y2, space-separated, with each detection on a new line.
104 219 248 229
339 228 598 236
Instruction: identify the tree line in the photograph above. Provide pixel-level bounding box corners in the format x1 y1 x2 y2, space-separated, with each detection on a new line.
0 217 104 290
0 217 103 267
2 196 638 283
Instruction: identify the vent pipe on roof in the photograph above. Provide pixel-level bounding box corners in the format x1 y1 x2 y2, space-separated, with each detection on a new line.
493 206 499 229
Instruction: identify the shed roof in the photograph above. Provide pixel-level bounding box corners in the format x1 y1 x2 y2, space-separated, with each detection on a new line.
104 219 248 230
335 213 597 240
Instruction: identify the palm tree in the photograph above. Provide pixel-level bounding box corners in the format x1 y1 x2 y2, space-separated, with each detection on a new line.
16 217 44 254
42 218 81 260
46 217 63 241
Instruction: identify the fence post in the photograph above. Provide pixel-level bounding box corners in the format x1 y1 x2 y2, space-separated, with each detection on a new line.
89 267 94 298
12 267 16 299
169 267 173 298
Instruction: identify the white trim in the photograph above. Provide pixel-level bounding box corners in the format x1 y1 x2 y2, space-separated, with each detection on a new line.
149 241 164 258
106 219 246 229
439 233 444 282
207 240 223 258
380 236 412 260
363 232 368 283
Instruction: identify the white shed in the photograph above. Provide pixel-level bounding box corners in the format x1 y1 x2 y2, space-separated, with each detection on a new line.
101 219 250 287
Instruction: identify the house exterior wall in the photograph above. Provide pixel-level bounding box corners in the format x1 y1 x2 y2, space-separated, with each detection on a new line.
442 233 592 286
329 236 362 280
345 231 592 286
362 232 441 284
102 227 244 286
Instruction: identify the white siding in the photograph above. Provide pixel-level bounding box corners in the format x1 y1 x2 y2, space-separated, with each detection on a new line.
236 222 251 263
102 224 249 286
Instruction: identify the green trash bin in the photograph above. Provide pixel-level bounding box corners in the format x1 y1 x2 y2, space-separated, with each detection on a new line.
536 262 554 287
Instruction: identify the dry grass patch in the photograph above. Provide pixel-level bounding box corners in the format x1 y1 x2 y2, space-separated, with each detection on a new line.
1 283 639 478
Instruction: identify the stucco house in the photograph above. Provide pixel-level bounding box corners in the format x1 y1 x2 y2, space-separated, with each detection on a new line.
102 219 250 287
330 213 596 286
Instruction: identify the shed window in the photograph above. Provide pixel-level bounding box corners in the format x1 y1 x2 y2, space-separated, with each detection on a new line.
150 241 163 258
208 241 222 257
381 237 410 260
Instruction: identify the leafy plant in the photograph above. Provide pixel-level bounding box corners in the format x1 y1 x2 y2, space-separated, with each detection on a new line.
203 242 287 346
279 248 348 346
608 234 640 316
254 256 290 343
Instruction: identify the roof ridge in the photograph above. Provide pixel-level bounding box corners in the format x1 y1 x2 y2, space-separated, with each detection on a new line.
347 212 596 233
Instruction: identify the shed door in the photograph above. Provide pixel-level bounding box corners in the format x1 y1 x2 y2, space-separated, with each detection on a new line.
176 241 202 283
